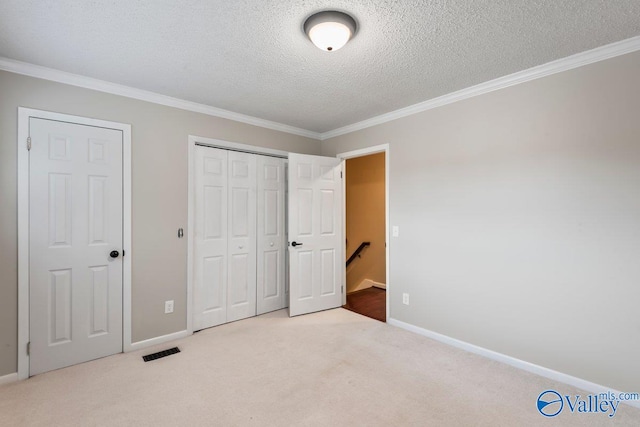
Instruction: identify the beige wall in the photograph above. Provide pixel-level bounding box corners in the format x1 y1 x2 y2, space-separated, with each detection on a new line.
0 70 321 377
322 51 640 392
346 153 386 292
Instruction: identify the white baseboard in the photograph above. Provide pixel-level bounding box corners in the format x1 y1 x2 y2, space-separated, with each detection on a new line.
371 281 386 290
387 318 640 409
0 373 18 386
126 330 191 352
348 279 386 293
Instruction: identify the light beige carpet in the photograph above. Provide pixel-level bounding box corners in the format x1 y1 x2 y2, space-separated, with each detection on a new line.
1 308 638 426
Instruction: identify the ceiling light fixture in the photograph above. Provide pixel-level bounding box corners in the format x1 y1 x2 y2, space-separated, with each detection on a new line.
304 10 357 52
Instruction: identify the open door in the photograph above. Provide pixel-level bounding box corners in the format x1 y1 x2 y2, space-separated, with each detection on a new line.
288 153 344 316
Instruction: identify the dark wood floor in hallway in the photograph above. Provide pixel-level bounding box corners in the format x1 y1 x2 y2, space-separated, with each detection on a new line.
342 287 386 322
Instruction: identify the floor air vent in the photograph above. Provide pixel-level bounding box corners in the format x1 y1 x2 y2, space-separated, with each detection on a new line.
142 347 180 362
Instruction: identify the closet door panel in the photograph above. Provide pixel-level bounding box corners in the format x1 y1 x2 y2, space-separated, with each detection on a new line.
257 156 286 315
227 151 257 322
193 146 228 330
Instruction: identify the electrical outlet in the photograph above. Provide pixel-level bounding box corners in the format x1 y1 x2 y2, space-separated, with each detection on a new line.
164 300 174 314
402 293 409 305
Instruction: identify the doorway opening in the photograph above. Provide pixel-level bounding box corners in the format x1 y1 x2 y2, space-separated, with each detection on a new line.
340 150 387 322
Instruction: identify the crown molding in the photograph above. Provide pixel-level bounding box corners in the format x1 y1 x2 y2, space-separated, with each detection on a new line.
0 57 322 140
320 35 640 140
3 35 640 143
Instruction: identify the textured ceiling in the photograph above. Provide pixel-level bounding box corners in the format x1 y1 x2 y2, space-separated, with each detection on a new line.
1 1 640 134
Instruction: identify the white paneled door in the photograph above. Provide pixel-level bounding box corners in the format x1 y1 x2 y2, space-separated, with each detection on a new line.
257 156 286 315
226 151 257 322
288 154 344 316
29 118 123 376
193 146 229 329
193 146 279 330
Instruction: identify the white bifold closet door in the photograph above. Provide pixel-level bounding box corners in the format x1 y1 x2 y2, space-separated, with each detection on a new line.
193 146 228 330
193 145 285 330
256 156 286 315
227 151 257 322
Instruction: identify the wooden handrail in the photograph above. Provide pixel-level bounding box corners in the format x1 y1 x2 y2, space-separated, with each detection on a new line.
346 241 371 267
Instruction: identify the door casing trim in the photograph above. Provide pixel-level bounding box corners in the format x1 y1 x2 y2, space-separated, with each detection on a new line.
17 107 132 380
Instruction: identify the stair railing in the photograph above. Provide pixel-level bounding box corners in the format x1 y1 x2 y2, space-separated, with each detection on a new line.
346 241 371 267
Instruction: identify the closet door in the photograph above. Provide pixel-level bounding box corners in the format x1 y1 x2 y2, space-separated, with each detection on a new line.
193 146 228 330
227 151 257 322
256 156 286 315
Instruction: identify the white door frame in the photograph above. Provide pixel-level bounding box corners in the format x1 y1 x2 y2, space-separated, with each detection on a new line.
337 144 390 320
186 135 289 334
17 108 132 380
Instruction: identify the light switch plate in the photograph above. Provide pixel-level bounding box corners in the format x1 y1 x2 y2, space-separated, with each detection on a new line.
392 226 399 237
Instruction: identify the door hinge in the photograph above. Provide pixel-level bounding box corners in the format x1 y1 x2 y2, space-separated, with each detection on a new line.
26 136 32 151
341 285 344 294
27 342 30 356
340 171 343 178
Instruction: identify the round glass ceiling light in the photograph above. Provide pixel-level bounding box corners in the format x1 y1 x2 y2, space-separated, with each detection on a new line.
304 11 357 52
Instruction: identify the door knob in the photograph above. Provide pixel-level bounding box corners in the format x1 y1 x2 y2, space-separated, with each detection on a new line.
110 250 120 258
291 241 303 247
